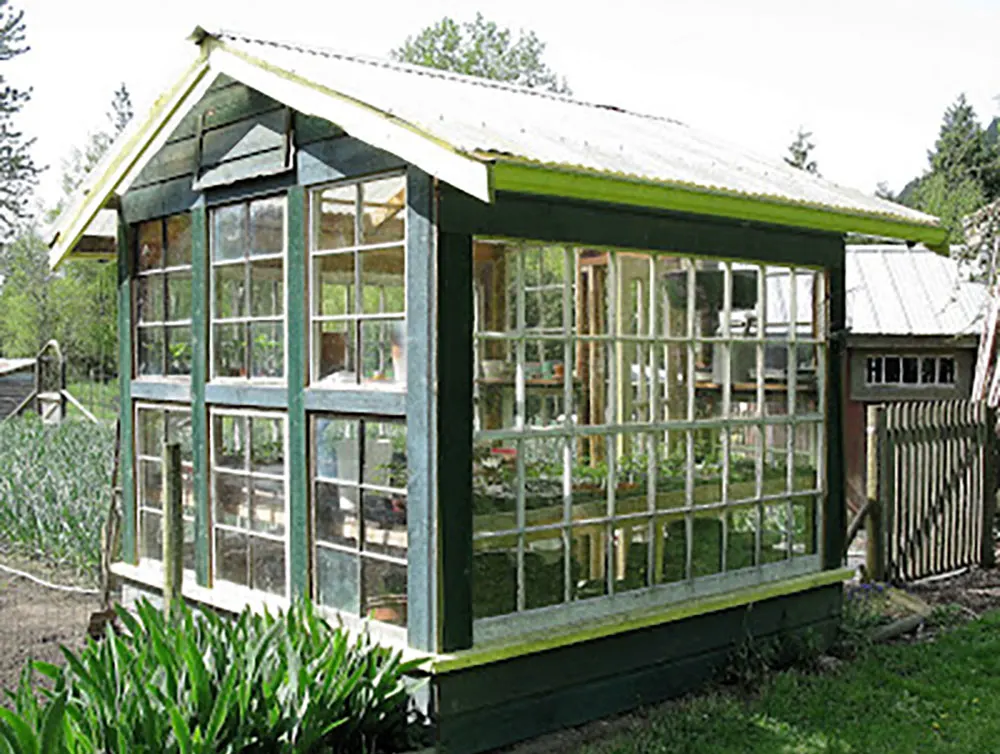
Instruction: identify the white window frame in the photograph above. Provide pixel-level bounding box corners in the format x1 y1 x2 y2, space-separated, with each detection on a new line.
864 354 957 387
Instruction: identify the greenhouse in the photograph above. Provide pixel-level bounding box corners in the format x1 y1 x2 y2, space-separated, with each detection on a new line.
48 27 947 753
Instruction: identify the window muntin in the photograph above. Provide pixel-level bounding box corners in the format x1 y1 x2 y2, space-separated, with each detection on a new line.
135 214 193 377
211 408 288 596
865 355 956 386
210 196 286 381
135 404 195 570
472 243 825 622
310 175 406 389
312 415 408 627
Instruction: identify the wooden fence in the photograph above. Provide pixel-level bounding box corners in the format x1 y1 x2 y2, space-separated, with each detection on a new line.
868 401 997 583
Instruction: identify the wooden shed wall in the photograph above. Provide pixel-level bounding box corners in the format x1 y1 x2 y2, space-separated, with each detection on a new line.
0 367 33 419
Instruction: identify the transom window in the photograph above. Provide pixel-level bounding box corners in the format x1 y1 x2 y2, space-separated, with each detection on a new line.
211 196 286 380
309 174 406 389
135 404 195 571
472 242 826 628
211 409 288 596
311 415 408 627
135 214 193 377
865 355 956 386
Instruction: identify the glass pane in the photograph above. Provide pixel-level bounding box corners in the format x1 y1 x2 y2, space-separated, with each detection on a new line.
165 411 193 464
902 356 919 384
316 185 356 250
692 429 723 505
166 326 192 376
726 507 758 571
314 416 361 482
140 510 162 561
792 496 817 556
214 473 249 529
213 204 245 262
250 258 283 317
249 322 284 379
137 220 163 272
761 503 790 564
183 518 195 572
165 214 192 268
213 414 247 469
250 416 284 474
655 432 687 509
657 517 687 584
316 546 359 613
315 481 359 549
137 408 164 457
656 256 692 338
473 439 518 535
182 467 195 519
572 524 609 600
793 423 819 492
577 251 612 336
525 530 566 608
728 427 758 502
362 489 407 558
867 357 883 384
363 420 407 488
763 345 791 416
136 276 164 323
250 537 285 595
215 528 248 586
213 323 247 378
522 436 563 528
940 357 956 384
921 356 936 384
728 264 761 338
315 321 356 384
763 426 788 495
137 327 164 377
316 253 355 316
215 264 246 319
166 272 192 322
690 515 723 578
139 459 163 511
620 341 651 423
360 176 405 245
575 339 610 431
613 522 649 593
250 197 284 256
360 246 405 315
360 319 405 386
884 356 901 384
251 478 285 536
361 558 407 627
473 540 516 618
764 266 793 340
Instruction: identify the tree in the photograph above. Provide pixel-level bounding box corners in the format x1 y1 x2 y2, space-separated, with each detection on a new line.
784 128 819 175
0 226 55 356
0 0 40 239
391 13 571 94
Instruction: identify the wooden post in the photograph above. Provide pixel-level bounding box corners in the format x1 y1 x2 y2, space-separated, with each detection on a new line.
865 405 886 582
59 358 67 421
982 407 998 569
162 442 183 619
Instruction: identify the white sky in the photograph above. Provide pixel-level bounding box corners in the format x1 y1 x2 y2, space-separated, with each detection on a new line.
12 0 1000 211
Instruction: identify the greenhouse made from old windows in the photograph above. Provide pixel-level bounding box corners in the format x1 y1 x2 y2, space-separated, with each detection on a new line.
48 27 948 754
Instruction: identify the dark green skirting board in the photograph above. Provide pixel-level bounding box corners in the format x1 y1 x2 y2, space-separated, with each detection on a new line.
430 584 841 754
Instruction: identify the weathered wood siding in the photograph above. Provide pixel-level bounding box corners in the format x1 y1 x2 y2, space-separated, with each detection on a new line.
0 367 34 419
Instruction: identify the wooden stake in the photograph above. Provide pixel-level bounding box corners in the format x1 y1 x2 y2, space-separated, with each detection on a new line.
162 441 183 619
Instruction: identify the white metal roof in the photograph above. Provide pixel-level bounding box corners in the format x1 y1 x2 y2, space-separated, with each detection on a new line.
845 245 987 337
0 358 34 377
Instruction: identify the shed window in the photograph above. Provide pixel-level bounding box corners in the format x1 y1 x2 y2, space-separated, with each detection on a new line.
134 214 192 377
211 409 288 596
312 415 408 627
471 243 825 625
309 175 406 389
210 197 286 381
135 403 195 570
865 355 956 386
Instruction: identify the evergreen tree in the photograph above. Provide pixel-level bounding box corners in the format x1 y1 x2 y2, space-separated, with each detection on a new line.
392 14 571 94
784 127 819 175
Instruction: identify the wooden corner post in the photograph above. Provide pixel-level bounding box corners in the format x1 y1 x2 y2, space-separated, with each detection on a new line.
162 441 184 618
982 406 998 569
865 405 887 582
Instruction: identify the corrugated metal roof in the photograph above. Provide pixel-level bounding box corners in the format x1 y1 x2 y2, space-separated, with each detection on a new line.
215 30 939 230
0 358 34 377
845 245 987 337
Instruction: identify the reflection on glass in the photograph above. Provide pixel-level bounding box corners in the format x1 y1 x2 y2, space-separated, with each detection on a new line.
525 531 565 608
761 504 790 564
726 507 757 571
140 510 162 561
250 537 285 595
137 221 163 272
214 473 248 528
250 197 284 256
361 558 407 627
166 326 192 376
792 496 816 556
473 540 517 618
137 327 164 377
216 528 248 586
316 546 359 613
360 246 405 315
614 522 649 593
165 411 193 463
213 414 247 469
249 322 283 379
165 214 192 268
362 489 407 558
213 204 245 262
317 253 355 316
250 259 283 317
137 409 163 457
360 319 405 385
315 482 359 549
251 477 285 536
215 265 246 319
213 324 247 378
250 416 284 473
316 185 356 250
360 176 405 245
166 273 192 321
139 459 162 511
137 277 164 323
316 321 355 383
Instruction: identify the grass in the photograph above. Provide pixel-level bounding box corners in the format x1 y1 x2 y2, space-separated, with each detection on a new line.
578 611 1000 754
65 379 119 424
0 416 114 582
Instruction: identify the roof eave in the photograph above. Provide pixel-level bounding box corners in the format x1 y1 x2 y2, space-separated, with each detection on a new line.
490 161 949 250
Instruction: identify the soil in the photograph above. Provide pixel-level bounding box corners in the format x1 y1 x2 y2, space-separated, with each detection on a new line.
908 565 1000 616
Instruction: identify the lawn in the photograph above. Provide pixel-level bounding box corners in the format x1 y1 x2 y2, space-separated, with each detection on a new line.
579 611 1000 754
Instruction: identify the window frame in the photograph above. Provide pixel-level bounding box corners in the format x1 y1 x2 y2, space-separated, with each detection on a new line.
864 354 957 387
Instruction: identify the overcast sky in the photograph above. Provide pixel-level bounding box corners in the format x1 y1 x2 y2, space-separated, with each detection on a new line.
12 0 1000 211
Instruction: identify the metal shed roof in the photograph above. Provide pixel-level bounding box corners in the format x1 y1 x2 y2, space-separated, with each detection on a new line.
0 358 34 377
48 27 948 268
845 245 987 337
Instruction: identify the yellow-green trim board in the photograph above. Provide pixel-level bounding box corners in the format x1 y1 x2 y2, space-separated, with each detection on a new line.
430 567 854 674
491 162 949 251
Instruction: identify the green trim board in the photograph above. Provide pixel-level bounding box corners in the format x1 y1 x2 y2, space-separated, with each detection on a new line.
190 207 211 586
117 213 137 565
490 161 948 250
825 260 847 570
430 567 853 674
203 383 288 408
130 380 192 404
303 388 405 416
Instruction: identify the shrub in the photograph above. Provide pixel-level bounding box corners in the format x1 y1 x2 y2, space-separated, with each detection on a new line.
0 599 425 753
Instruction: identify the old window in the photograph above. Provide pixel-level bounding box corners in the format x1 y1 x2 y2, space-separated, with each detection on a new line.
310 175 406 389
865 355 956 386
135 404 195 570
211 409 288 596
135 214 193 377
211 196 286 380
471 243 825 632
312 416 407 627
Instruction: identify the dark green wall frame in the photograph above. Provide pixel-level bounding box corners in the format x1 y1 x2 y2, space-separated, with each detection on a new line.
116 213 136 565
190 207 211 586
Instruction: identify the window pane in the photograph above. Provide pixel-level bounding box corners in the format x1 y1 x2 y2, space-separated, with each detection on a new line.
166 272 192 321
250 537 286 595
214 473 249 528
250 416 284 474
314 417 362 482
792 496 817 556
361 558 407 627
726 507 757 571
249 321 283 379
137 220 163 272
613 522 648 594
921 357 936 384
213 414 247 469
884 356 901 383
361 246 405 315
940 357 956 385
902 356 918 384
165 214 192 268
315 481 359 549
137 327 164 376
793 424 819 492
250 197 284 256
216 528 248 586
215 264 246 319
360 319 405 385
139 459 162 511
250 478 284 536
473 543 517 618
213 323 247 378
250 258 283 317
364 421 407 488
761 503 790 564
137 408 164 457
166 326 192 375
656 256 692 338
526 531 566 608
316 253 355 316
317 185 357 250
213 204 245 261
140 510 162 561
316 322 356 382
360 176 405 245
362 489 407 558
136 276 164 323
165 411 193 464
866 357 882 384
316 546 359 613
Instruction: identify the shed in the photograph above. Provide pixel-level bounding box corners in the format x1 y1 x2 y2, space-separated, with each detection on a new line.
48 28 947 753
0 358 36 419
